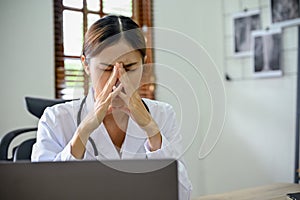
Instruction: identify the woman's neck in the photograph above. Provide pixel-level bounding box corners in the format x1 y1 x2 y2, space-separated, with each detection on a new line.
103 110 129 148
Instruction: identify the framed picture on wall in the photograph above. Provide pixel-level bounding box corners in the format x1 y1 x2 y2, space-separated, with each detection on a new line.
233 10 261 57
271 0 300 27
251 28 282 78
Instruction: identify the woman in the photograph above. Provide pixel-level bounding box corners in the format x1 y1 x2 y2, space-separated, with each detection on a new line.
31 15 192 199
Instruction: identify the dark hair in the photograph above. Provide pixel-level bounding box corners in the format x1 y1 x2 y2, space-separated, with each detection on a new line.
82 15 146 64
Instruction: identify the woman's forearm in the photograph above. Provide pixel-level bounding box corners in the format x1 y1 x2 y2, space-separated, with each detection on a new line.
70 125 91 159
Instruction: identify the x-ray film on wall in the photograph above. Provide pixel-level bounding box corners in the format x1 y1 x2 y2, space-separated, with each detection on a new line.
270 0 300 27
233 10 261 57
271 0 300 27
251 29 282 78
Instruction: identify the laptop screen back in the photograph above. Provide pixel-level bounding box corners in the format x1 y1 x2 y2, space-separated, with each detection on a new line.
0 159 178 200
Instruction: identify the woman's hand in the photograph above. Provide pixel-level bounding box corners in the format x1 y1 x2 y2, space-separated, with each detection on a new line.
115 63 162 151
71 66 122 158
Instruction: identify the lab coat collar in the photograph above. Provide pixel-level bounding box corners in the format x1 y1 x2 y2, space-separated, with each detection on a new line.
93 125 120 160
89 118 147 160
121 118 147 159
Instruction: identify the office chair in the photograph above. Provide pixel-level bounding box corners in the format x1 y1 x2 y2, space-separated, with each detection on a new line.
0 97 73 162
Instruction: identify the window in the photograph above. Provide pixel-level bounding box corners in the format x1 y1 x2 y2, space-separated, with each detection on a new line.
54 0 154 99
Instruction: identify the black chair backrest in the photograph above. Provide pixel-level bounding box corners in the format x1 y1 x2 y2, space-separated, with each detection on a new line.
25 97 73 118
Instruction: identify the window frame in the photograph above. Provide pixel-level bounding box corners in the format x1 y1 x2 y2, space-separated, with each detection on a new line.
53 0 155 99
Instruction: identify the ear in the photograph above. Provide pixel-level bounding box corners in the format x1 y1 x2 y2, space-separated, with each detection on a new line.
143 55 147 64
81 55 90 76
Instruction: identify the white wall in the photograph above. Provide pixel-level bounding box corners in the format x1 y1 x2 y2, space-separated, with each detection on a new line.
154 0 297 197
0 0 54 136
0 0 297 198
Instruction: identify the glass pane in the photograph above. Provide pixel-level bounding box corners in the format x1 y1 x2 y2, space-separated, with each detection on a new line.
63 58 85 99
63 0 83 9
65 76 84 82
103 0 132 17
88 13 100 29
87 0 100 11
64 59 84 86
63 10 83 56
64 58 83 71
64 59 84 85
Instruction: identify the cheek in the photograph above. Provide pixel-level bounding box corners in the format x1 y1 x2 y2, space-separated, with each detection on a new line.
90 70 111 91
127 69 143 88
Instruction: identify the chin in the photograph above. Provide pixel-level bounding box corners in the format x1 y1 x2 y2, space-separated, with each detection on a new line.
111 97 125 108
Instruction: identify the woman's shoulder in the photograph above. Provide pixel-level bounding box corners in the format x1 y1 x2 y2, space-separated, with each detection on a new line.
41 99 82 123
142 98 175 115
142 98 172 107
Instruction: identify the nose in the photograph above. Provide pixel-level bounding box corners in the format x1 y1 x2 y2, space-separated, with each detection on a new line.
115 62 123 79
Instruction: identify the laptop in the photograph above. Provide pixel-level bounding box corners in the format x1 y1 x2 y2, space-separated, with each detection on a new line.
0 159 178 200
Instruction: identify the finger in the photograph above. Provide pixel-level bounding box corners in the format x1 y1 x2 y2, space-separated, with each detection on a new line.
112 80 127 99
95 83 122 112
94 94 113 119
104 66 118 92
118 65 135 96
103 91 113 105
117 90 128 102
96 66 118 99
118 63 129 82
111 83 123 99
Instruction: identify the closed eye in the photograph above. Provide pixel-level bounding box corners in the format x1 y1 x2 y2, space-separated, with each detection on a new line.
124 63 136 68
99 62 139 72
124 62 138 71
104 65 114 71
125 67 137 72
98 64 113 71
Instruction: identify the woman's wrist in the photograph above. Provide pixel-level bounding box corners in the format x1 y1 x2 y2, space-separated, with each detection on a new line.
147 132 162 151
70 129 87 159
141 120 162 151
141 119 159 136
70 122 93 159
75 124 92 144
70 104 107 159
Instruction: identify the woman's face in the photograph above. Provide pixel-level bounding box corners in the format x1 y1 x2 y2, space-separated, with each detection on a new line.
83 40 143 106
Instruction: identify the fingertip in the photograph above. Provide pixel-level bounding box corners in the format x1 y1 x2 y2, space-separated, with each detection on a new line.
116 62 123 69
119 66 125 75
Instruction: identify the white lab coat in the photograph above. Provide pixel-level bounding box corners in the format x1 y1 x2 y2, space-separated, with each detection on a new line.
31 90 192 200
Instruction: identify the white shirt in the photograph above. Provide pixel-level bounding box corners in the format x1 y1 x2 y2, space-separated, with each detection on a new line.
31 90 192 200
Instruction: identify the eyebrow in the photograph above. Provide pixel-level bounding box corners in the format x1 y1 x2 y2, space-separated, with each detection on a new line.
99 62 138 68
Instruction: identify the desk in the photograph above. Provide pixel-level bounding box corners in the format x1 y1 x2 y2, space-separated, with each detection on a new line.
193 183 300 200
